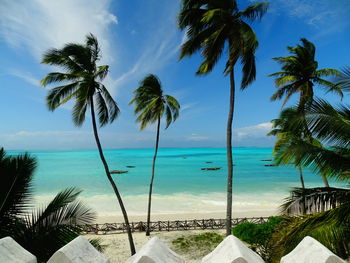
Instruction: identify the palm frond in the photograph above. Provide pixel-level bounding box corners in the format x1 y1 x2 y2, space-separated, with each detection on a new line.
240 2 269 21
42 33 117 127
281 187 350 215
272 202 350 258
130 74 179 130
0 150 36 220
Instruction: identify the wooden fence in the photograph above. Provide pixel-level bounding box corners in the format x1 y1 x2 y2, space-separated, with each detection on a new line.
80 217 269 235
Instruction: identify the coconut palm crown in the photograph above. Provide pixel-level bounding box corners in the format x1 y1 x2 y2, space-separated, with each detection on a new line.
270 38 341 108
179 0 269 86
41 33 119 126
130 74 180 130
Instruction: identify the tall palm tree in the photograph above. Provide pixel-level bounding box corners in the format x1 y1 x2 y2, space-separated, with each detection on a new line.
0 148 97 262
130 74 180 236
40 34 135 255
178 0 269 236
270 38 342 187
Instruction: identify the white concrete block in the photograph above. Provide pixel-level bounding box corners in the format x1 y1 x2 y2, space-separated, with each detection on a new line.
0 237 37 263
201 235 265 263
47 236 110 263
126 236 185 263
281 236 345 263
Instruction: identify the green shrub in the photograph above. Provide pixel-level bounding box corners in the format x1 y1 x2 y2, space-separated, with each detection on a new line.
172 232 224 259
232 216 284 262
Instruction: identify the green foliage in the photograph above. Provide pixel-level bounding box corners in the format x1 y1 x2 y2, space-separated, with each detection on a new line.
269 38 341 108
129 74 180 130
270 205 350 261
172 232 223 259
41 33 119 127
232 216 284 262
178 0 269 88
0 148 97 262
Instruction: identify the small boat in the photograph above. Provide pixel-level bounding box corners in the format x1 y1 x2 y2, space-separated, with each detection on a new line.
264 164 277 167
261 159 272 161
206 161 213 163
110 170 128 174
201 167 221 171
126 166 136 168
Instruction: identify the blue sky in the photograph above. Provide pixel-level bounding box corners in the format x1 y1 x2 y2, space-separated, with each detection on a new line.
0 0 349 150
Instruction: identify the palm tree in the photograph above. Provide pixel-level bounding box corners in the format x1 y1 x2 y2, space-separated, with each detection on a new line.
269 99 350 259
178 0 269 236
130 74 180 236
270 38 341 110
40 34 135 255
270 38 342 187
0 148 97 262
269 108 306 189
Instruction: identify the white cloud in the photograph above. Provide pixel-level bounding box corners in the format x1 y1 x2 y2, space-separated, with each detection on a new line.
7 70 40 87
0 0 117 63
234 122 272 141
274 0 350 33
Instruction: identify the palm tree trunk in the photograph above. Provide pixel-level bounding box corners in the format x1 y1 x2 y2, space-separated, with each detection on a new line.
321 173 330 187
90 97 136 255
298 165 306 214
146 116 161 236
226 69 235 236
298 166 305 189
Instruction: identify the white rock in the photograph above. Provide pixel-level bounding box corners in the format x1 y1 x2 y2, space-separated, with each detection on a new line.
201 235 265 263
281 236 345 263
47 236 110 263
126 236 185 263
0 236 37 263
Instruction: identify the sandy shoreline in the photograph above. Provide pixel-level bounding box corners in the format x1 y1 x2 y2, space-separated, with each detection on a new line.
88 210 277 262
86 229 226 263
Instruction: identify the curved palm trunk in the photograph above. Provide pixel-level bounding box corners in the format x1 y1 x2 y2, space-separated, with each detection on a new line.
298 165 306 214
298 166 305 189
321 173 330 187
226 69 235 236
90 97 136 255
146 116 161 236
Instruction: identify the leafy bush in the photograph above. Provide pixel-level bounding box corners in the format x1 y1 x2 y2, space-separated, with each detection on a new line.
172 232 224 259
232 216 284 262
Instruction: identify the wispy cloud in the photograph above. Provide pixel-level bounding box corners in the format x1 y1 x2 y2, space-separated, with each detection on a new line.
7 69 40 87
0 0 117 63
273 0 350 35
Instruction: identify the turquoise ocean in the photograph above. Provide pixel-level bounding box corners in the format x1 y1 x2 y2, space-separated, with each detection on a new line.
9 148 345 218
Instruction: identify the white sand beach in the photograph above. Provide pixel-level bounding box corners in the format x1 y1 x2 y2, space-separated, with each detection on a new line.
87 229 226 263
87 210 276 263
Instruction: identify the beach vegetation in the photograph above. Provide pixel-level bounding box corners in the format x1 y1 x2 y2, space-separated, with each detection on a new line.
178 0 269 236
172 232 224 259
40 34 135 255
0 148 98 262
232 216 284 262
130 74 180 236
